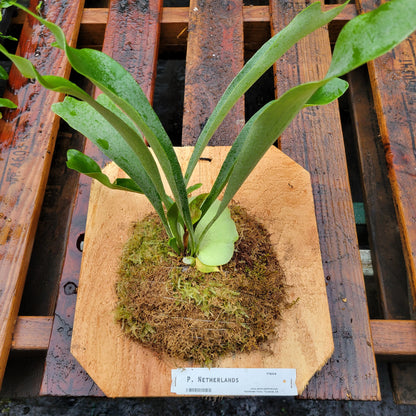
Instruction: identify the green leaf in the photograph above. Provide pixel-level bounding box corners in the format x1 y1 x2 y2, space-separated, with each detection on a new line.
66 47 195 249
305 78 349 106
4 1 195 249
0 65 9 79
195 258 219 274
53 96 171 236
0 1 17 8
189 193 207 224
168 237 180 255
327 0 416 79
185 0 349 184
0 33 17 42
167 202 185 251
66 149 143 194
182 256 195 266
195 200 238 266
0 45 91 100
217 81 325 219
0 97 16 108
200 115 256 216
186 183 202 195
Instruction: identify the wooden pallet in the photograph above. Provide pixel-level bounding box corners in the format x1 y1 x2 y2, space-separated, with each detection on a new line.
1 0 415 402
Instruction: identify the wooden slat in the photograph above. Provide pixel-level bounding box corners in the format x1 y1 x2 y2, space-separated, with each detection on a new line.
348 65 416 405
0 0 84 390
19 131 85 317
41 0 163 396
371 319 416 405
347 67 410 319
182 0 244 146
357 0 416 307
11 317 52 351
13 5 357 25
371 320 416 359
270 0 379 400
355 0 416 404
11 5 356 52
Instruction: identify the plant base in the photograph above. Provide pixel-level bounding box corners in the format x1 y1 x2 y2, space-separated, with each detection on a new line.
115 205 287 365
71 146 333 397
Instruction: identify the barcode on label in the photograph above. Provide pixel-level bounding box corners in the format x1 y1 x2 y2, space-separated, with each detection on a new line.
186 388 212 393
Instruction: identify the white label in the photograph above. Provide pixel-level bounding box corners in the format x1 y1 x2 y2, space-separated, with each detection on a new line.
171 368 297 396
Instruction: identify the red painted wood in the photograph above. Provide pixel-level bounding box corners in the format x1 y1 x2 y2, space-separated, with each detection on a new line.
41 0 163 396
270 0 379 400
182 0 244 146
0 0 85 389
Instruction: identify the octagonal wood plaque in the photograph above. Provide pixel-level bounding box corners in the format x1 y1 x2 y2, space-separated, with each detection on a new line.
71 146 333 397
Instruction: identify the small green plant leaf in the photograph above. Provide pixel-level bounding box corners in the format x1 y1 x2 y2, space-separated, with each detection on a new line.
186 183 202 195
189 193 207 224
0 33 17 41
167 202 185 251
182 256 195 266
327 0 416 79
0 97 16 108
305 78 349 106
66 149 143 194
195 200 238 266
168 237 180 255
195 258 219 274
0 1 17 8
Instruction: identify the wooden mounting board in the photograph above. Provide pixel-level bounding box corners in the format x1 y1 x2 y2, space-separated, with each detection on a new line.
71 146 333 397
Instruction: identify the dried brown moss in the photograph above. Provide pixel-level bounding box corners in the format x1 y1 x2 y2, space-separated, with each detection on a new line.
115 205 287 365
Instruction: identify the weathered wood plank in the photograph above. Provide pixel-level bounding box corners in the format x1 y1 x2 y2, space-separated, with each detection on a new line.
11 5 356 51
12 4 357 25
355 0 416 404
11 316 53 351
270 0 379 401
371 320 416 359
181 0 244 145
19 131 85 316
347 67 410 320
0 0 84 390
347 64 416 405
41 0 163 396
356 0 416 306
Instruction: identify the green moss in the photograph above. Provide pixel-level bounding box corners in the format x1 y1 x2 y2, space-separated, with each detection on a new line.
115 205 287 365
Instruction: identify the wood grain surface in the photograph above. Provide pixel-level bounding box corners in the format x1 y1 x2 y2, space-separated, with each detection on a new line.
270 0 379 401
41 0 163 396
355 0 416 404
356 0 416 306
0 0 85 389
371 320 416 359
347 66 416 405
182 0 244 146
347 67 410 320
11 316 52 351
71 146 333 397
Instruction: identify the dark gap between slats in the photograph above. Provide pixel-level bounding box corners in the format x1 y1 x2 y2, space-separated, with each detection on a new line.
153 58 186 146
337 72 383 320
84 0 109 7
